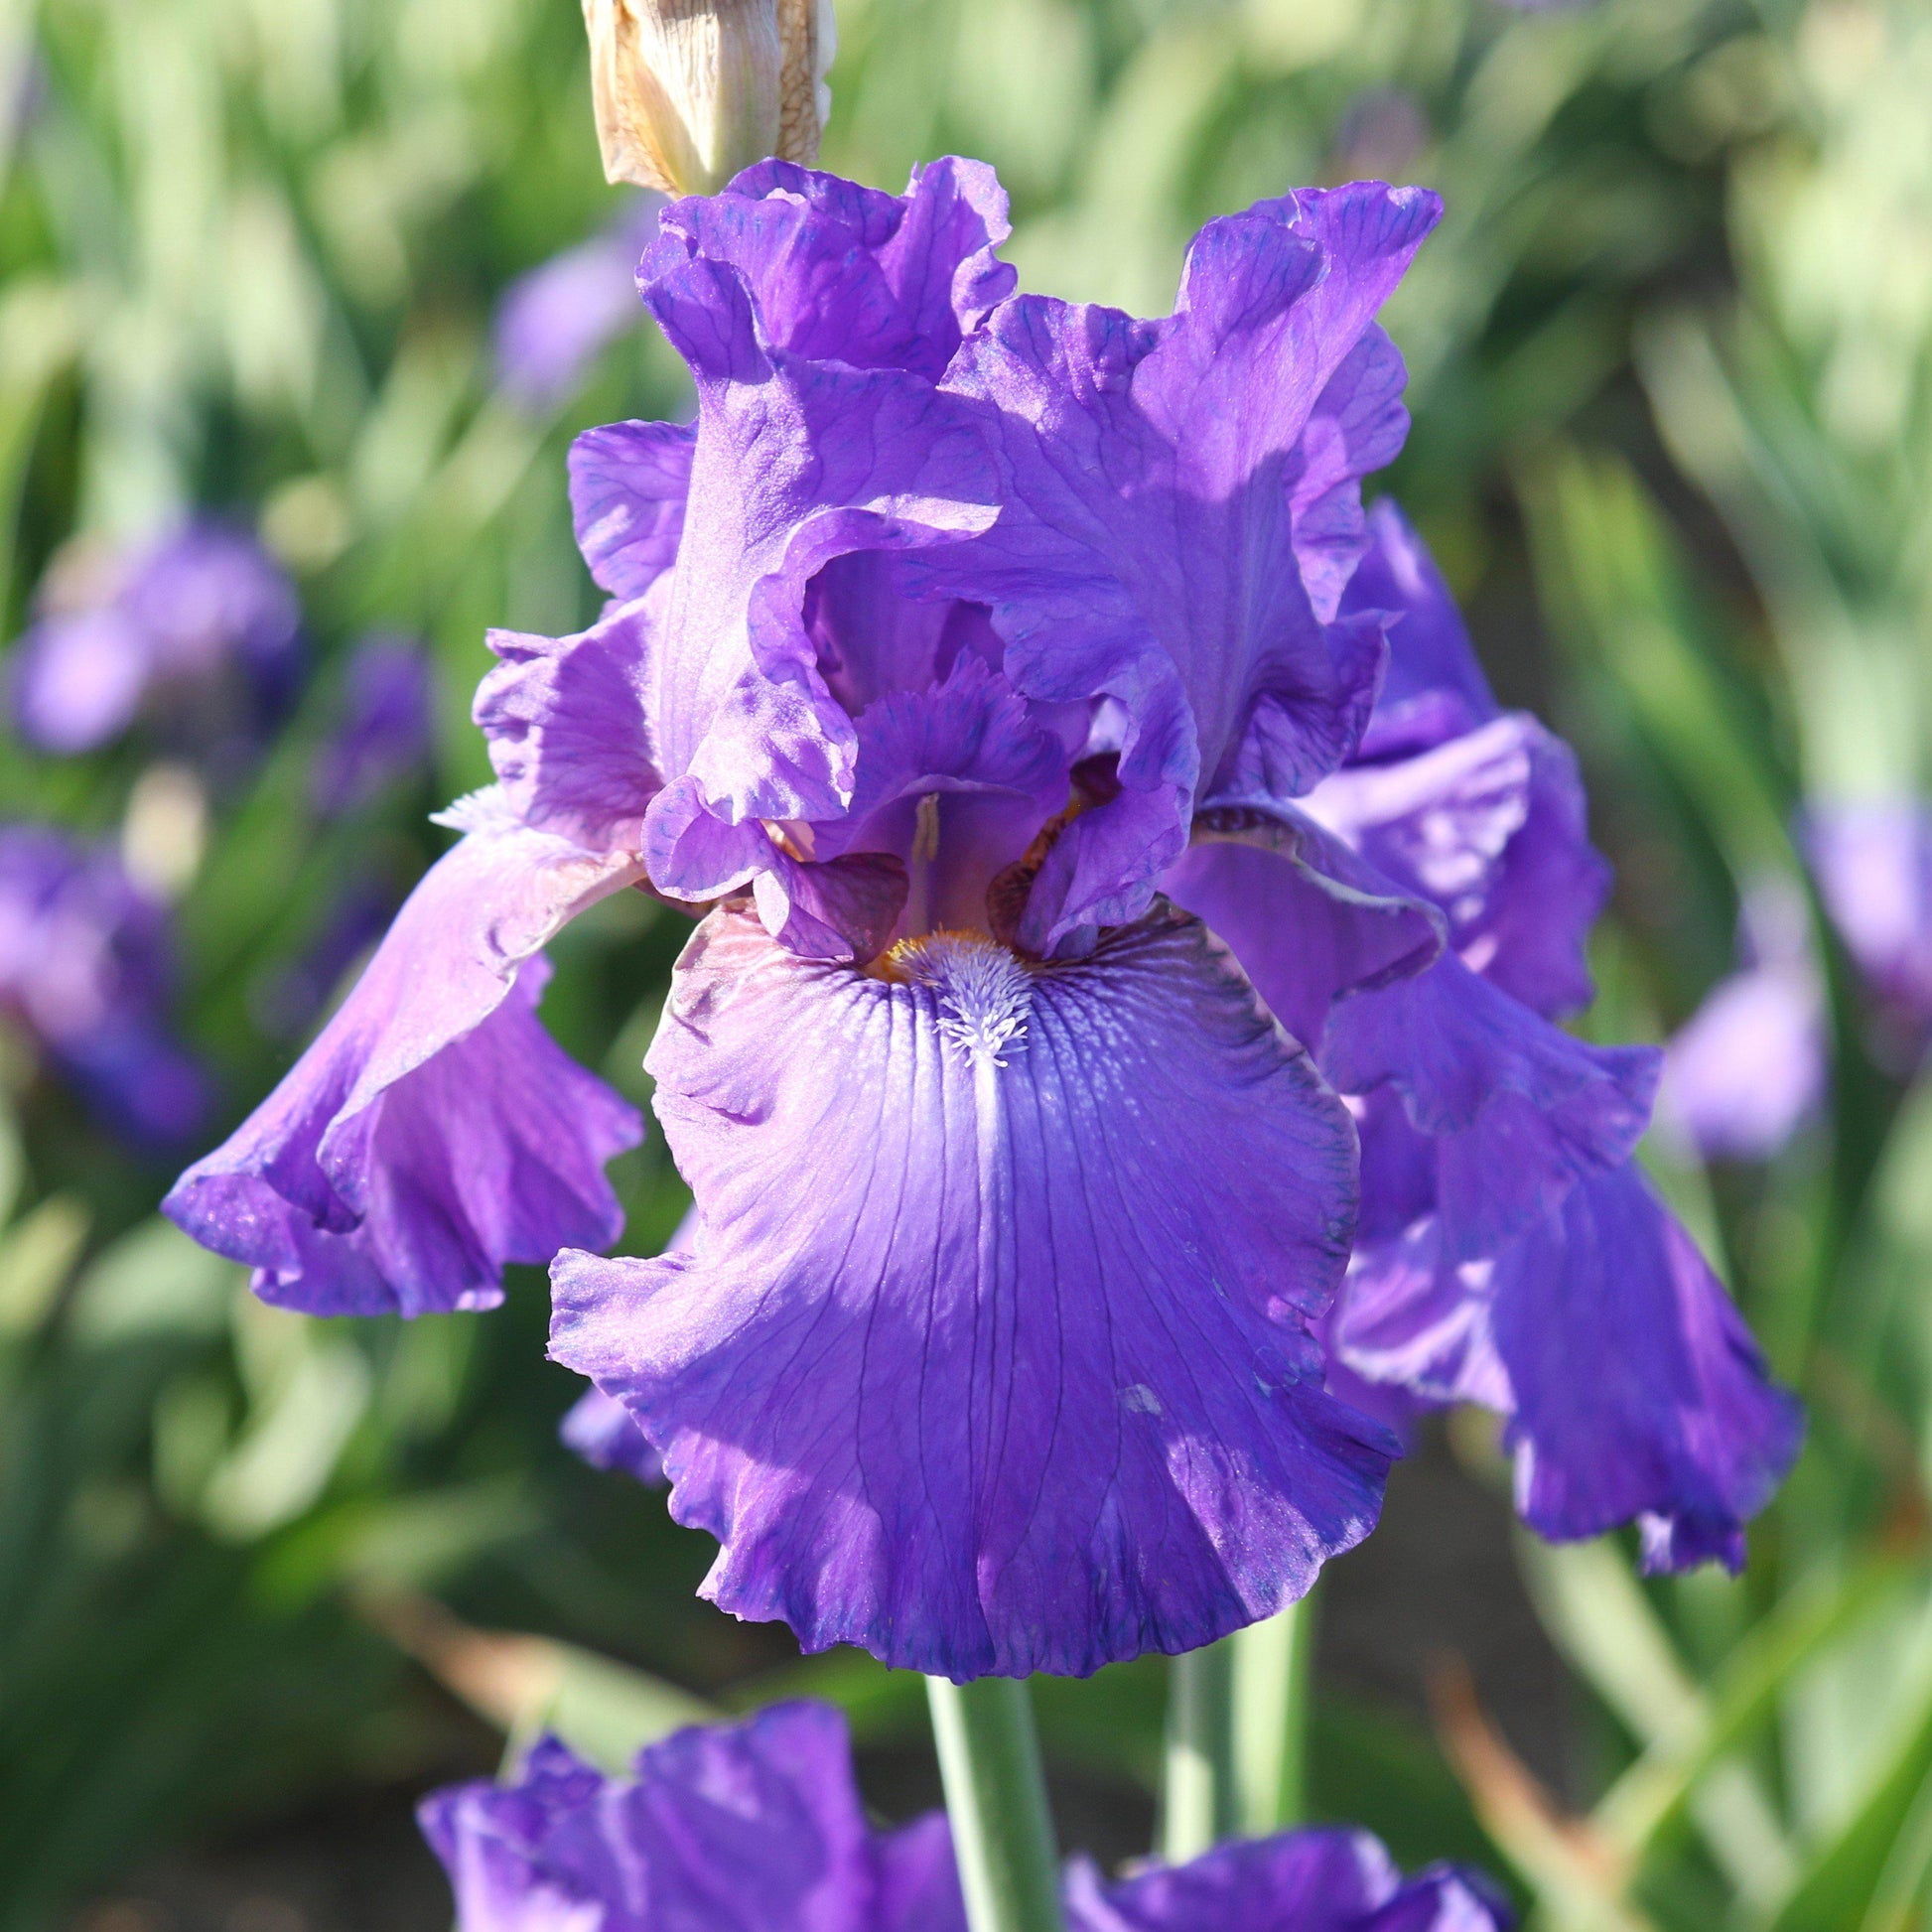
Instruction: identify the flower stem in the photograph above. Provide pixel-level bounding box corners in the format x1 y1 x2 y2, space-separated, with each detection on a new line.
925 1676 1065 1932
1161 1640 1238 1861
1231 1593 1317 1834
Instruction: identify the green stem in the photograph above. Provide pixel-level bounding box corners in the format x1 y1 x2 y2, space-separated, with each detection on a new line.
1162 1640 1238 1862
925 1677 1065 1932
1230 1593 1317 1835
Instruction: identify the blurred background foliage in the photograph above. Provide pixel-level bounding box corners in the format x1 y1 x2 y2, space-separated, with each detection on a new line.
0 0 1929 1926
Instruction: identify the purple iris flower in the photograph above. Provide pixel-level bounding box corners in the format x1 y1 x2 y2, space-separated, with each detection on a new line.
1806 802 1932 1059
1658 804 1932 1162
421 1704 963 1932
9 524 303 760
494 195 665 409
311 632 436 819
1657 883 1825 1162
163 157 1796 1673
1182 502 1799 1573
0 825 208 1152
171 160 1425 1676
420 1702 1508 1932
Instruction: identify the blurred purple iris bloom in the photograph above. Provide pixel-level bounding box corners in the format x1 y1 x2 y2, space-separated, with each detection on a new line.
9 524 302 763
311 632 436 819
1659 803 1932 1162
420 1702 1508 1932
494 195 664 409
166 157 1795 1677
1657 882 1824 1162
0 825 208 1152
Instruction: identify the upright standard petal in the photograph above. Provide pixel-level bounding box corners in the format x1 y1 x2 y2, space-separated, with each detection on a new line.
1344 498 1496 753
634 169 1003 903
418 1703 966 1932
569 417 694 601
921 182 1442 945
1062 1828 1509 1932
551 904 1391 1679
650 157 1015 376
165 812 646 1315
478 598 662 849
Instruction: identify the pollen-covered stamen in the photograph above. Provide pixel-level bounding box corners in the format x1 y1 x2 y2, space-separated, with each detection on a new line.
890 929 1032 1068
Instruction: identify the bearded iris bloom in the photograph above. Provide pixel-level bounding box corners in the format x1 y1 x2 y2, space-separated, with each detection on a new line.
0 825 208 1152
493 195 665 409
9 524 302 763
420 1702 1508 1932
167 156 1796 1679
1659 802 1932 1162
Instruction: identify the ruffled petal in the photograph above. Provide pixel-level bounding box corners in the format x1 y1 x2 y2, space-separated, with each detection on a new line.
1343 498 1497 754
1496 1166 1803 1571
1063 1827 1509 1932
753 849 909 963
478 597 661 849
922 183 1440 944
1304 713 1608 1019
418 1735 606 1930
1332 1163 1802 1572
636 205 998 866
550 904 1392 1679
1291 333 1415 626
569 418 695 600
164 815 646 1315
420 1704 954 1930
651 157 1015 377
1329 1213 1515 1414
1321 956 1658 1260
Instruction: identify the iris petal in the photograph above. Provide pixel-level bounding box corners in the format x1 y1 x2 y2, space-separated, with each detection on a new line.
551 903 1391 1678
1063 1828 1507 1932
165 814 645 1314
419 1703 965 1931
